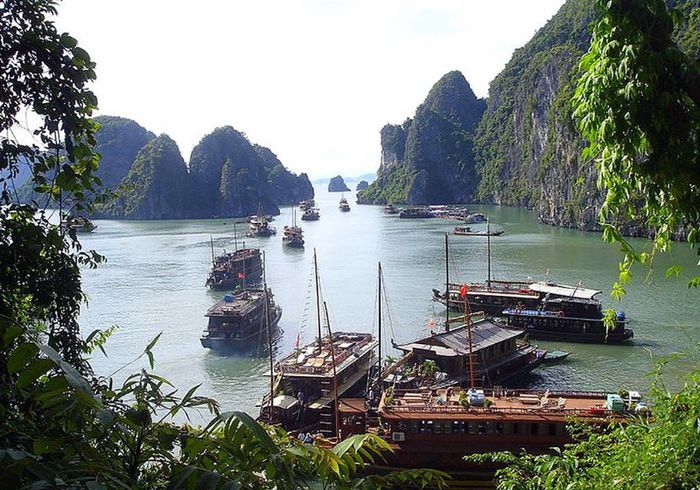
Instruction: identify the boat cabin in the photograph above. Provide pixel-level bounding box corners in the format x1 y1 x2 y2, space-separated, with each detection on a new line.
391 319 544 388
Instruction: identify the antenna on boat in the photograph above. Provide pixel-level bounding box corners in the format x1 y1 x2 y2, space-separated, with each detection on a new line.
486 218 491 289
263 251 275 418
445 232 450 331
313 249 322 351
323 300 340 439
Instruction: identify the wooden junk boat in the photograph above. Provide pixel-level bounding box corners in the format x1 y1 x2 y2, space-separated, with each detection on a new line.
399 207 433 219
301 208 320 221
60 215 97 233
247 214 276 237
259 251 377 436
339 196 351 212
200 287 282 351
389 316 545 389
282 226 304 248
299 199 315 210
502 295 633 343
384 204 399 215
206 245 263 291
374 386 646 471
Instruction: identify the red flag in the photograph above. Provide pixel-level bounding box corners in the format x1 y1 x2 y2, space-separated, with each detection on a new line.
238 272 246 279
459 284 469 298
427 318 436 329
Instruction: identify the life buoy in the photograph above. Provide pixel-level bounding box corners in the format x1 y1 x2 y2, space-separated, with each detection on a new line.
557 310 565 318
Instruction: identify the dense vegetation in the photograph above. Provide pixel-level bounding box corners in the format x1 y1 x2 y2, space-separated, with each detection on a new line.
0 1 444 488
90 122 314 219
357 71 485 204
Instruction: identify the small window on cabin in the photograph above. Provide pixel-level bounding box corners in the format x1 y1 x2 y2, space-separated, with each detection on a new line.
549 424 557 436
433 421 442 434
478 422 488 434
495 422 504 434
468 421 478 434
530 423 538 435
512 423 519 434
444 421 452 434
410 420 419 433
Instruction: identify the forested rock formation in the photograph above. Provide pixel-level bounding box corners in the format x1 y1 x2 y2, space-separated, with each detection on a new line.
356 180 369 191
358 0 698 234
357 71 485 204
92 120 313 219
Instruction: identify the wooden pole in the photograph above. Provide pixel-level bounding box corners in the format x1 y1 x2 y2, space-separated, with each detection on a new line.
314 249 322 351
445 232 450 331
486 218 491 289
323 301 340 439
464 288 476 388
378 262 382 373
264 251 274 418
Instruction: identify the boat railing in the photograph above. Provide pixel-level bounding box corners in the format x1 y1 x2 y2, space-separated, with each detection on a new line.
388 388 612 399
381 404 617 417
279 336 373 375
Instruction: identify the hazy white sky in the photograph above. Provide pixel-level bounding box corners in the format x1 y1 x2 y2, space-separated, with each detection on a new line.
55 0 565 178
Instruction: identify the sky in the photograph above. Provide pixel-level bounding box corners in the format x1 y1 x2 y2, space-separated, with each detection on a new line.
55 0 566 179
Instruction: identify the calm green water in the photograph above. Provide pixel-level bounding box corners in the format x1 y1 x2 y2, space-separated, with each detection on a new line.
79 186 700 420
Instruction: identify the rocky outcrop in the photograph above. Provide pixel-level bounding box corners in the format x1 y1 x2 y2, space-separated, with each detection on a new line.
357 71 485 204
254 145 314 205
328 175 350 192
94 120 313 219
93 116 155 190
94 135 195 219
356 180 369 191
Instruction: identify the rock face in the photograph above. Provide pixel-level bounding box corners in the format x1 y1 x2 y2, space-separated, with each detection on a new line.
357 71 485 204
95 135 194 219
94 119 314 219
356 180 369 191
328 175 350 192
475 0 600 230
93 116 155 190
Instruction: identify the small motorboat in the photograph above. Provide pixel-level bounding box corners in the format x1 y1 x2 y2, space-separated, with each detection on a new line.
543 350 571 363
454 226 504 236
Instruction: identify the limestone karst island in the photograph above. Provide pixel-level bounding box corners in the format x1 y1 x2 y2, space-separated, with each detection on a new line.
2 0 698 488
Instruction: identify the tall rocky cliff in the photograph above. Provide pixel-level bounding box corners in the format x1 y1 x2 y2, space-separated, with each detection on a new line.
358 71 485 204
92 119 313 219
359 0 698 234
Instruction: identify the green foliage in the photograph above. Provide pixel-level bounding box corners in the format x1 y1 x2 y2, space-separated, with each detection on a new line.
469 356 700 489
357 164 417 204
573 0 700 291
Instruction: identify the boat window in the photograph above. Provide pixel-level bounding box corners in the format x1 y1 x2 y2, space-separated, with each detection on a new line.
433 421 442 434
549 424 557 436
495 422 504 434
512 423 519 435
410 420 419 433
530 423 538 435
478 421 488 434
443 420 453 434
453 420 466 434
468 421 478 435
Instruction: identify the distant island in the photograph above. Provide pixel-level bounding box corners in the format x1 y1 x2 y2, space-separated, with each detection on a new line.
86 117 314 219
356 180 369 191
328 175 350 192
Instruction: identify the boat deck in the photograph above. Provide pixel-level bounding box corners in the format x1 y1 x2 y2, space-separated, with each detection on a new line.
380 388 633 422
206 290 265 317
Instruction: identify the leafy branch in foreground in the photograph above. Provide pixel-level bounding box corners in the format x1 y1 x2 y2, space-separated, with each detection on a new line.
572 0 700 296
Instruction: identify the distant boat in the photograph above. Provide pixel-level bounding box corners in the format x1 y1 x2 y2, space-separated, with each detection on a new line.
246 215 276 237
464 212 487 224
399 207 432 219
301 208 320 221
339 196 351 212
384 204 399 214
60 215 96 233
454 226 504 236
299 199 315 210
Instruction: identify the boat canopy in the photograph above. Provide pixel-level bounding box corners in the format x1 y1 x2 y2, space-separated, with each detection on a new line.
528 282 601 300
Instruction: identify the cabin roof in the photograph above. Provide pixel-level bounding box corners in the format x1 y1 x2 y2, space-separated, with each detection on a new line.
338 398 367 414
528 282 601 300
394 320 523 357
205 289 266 317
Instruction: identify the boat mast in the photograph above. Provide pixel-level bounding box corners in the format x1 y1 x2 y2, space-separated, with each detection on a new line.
233 222 238 251
313 248 322 350
486 218 491 289
323 301 340 438
463 287 476 387
378 262 382 373
263 251 274 417
210 235 215 267
445 232 450 331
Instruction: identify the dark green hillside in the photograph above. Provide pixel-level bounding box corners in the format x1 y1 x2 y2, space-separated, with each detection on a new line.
254 144 314 204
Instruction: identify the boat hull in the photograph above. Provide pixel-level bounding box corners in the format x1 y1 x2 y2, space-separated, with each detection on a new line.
200 308 282 352
509 325 633 344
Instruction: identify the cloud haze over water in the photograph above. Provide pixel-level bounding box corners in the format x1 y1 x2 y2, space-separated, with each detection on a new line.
56 0 565 178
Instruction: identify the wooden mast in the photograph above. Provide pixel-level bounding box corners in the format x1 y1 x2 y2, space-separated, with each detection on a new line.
463 286 476 387
210 235 215 268
378 262 382 373
445 232 450 331
313 248 322 350
263 251 275 417
486 218 491 289
233 221 238 251
323 301 340 438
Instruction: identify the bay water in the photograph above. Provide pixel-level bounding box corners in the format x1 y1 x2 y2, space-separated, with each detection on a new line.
79 185 700 421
